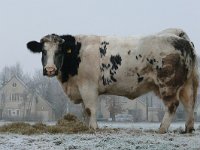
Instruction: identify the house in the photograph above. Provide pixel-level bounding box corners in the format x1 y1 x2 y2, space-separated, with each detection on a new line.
196 103 200 121
97 94 167 122
0 76 55 121
98 94 199 122
98 95 150 122
194 89 200 121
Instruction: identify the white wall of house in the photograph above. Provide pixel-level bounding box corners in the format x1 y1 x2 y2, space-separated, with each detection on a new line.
98 96 147 121
0 76 55 121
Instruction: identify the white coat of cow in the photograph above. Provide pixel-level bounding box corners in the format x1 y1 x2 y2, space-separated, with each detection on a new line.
27 28 198 133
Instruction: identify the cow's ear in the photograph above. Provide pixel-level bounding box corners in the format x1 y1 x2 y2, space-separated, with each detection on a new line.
27 41 42 53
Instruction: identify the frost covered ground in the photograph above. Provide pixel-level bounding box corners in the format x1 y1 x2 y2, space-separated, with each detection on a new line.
0 121 200 150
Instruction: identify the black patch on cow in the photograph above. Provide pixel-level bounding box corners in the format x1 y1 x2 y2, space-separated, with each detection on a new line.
149 59 154 65
179 32 184 37
136 73 144 83
59 35 81 83
99 41 109 57
156 66 159 70
110 55 122 70
101 54 122 86
139 54 142 58
172 38 196 61
138 77 144 83
151 59 154 64
102 63 110 69
102 75 112 85
100 67 104 72
136 56 138 60
102 75 106 85
85 108 91 117
128 50 131 55
146 58 154 65
100 63 111 73
156 65 162 70
110 69 116 76
110 75 117 82
191 42 195 48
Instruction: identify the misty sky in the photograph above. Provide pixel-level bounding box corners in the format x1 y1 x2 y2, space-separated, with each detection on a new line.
0 0 200 74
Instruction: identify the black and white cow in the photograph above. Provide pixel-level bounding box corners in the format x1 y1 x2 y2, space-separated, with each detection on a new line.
27 28 198 133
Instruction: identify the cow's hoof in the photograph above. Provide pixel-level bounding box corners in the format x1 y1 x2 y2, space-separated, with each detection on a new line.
89 122 98 130
158 127 167 134
185 127 195 133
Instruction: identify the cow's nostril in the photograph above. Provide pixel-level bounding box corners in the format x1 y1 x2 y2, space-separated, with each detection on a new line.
44 66 57 77
45 67 56 72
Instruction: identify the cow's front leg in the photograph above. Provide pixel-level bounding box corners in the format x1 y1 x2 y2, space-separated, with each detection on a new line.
78 83 98 129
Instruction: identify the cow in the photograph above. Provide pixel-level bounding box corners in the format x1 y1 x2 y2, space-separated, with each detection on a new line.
27 28 198 133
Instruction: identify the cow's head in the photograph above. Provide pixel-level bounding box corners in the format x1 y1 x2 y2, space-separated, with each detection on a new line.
27 34 81 78
27 34 65 77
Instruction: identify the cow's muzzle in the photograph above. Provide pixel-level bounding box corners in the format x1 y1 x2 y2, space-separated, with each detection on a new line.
43 66 58 77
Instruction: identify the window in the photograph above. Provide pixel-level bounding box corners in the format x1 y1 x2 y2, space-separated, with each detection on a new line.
11 94 16 101
16 94 19 101
8 110 11 116
26 109 29 115
16 110 20 116
11 93 20 101
7 109 20 117
12 83 17 87
35 97 38 104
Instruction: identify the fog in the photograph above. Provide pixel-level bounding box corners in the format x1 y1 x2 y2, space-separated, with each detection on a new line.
0 0 200 74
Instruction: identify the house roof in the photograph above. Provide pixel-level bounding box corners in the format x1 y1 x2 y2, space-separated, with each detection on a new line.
0 75 28 91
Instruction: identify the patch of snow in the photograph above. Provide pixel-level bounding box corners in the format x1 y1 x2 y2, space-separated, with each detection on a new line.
0 122 199 150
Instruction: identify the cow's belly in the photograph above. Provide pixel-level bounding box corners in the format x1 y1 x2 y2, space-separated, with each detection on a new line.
99 75 157 100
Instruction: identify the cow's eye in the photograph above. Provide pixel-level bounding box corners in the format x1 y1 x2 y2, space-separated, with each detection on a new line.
42 50 47 55
55 52 59 56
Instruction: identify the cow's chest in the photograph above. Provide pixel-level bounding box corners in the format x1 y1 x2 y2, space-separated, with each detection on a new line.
60 78 82 103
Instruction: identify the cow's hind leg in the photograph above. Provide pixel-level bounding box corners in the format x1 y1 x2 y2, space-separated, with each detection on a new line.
159 95 179 134
81 103 90 126
180 79 197 133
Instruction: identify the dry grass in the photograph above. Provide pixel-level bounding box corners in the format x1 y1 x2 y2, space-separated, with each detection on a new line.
0 114 90 135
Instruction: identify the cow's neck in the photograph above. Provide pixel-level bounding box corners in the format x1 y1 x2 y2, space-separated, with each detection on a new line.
59 35 82 83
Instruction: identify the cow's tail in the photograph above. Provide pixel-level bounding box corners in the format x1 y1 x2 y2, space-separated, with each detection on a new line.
189 46 199 105
192 66 199 104
183 31 199 105
172 28 199 104
180 30 199 105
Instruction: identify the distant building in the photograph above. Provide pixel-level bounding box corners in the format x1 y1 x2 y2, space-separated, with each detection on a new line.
195 88 200 121
0 76 55 121
97 92 200 122
98 95 162 122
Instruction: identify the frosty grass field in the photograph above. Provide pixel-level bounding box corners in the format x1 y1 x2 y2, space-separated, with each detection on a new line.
0 121 200 150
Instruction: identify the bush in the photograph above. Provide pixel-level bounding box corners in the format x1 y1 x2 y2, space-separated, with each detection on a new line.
0 114 89 135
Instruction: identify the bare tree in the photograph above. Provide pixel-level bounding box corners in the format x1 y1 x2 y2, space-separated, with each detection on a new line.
0 63 25 87
103 95 125 121
28 69 69 119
